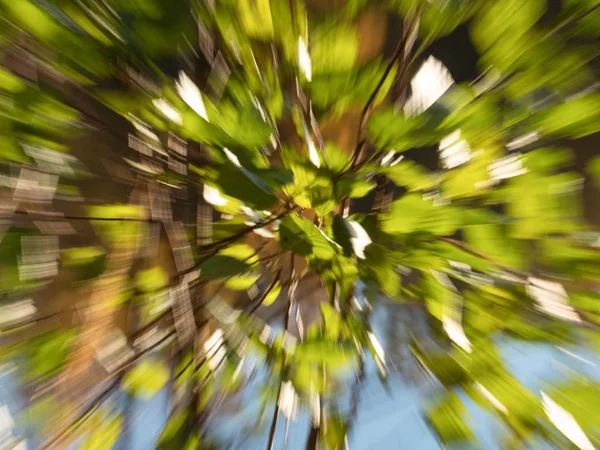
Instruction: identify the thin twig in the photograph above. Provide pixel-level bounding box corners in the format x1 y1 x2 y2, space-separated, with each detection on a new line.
42 376 122 449
440 237 600 292
0 311 63 333
13 209 156 223
41 327 174 448
248 270 282 315
348 16 420 170
266 255 295 450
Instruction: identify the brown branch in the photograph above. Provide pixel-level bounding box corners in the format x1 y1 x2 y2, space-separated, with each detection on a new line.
266 255 295 450
247 270 282 315
179 204 296 278
41 328 175 449
42 376 122 450
0 311 63 333
440 237 600 292
348 15 421 170
14 209 157 223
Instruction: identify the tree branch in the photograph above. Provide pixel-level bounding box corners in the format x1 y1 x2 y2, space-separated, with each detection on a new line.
348 15 421 170
266 255 295 450
440 237 600 292
41 327 175 449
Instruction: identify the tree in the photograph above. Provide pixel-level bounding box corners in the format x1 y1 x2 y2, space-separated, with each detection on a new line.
1 0 600 448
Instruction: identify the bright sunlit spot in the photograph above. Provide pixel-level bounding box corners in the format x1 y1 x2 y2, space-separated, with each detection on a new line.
176 71 209 122
439 129 471 169
541 392 594 450
203 184 228 207
346 219 372 259
405 56 454 116
298 36 312 82
527 278 581 323
2 0 600 448
152 98 182 125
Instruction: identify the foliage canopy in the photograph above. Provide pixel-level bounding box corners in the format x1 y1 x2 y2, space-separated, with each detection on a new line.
1 0 600 448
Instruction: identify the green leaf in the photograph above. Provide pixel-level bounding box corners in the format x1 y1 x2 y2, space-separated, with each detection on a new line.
505 172 583 239
548 375 600 436
61 3 113 46
135 267 169 293
156 411 188 449
292 362 325 394
345 0 369 18
427 240 494 273
27 329 78 382
213 217 248 241
471 0 544 72
426 392 474 444
294 341 354 370
320 303 342 340
207 164 277 210
262 281 282 306
322 143 351 173
123 359 170 399
311 60 397 114
310 24 358 76
335 176 375 199
0 68 26 93
443 159 491 199
464 224 524 271
1 0 62 40
367 108 449 152
279 214 338 259
80 413 122 450
199 254 253 280
219 243 259 266
220 359 243 393
381 193 459 236
237 0 274 40
199 244 260 288
585 155 600 188
362 244 400 298
419 0 477 44
225 273 260 290
321 416 347 450
61 246 105 266
87 204 145 220
412 344 468 387
384 160 441 191
534 91 600 139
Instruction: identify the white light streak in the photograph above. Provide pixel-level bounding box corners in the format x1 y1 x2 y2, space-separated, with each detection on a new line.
541 391 594 450
527 278 581 323
279 381 298 420
203 184 228 207
204 328 226 371
381 150 396 166
131 119 160 142
405 56 454 116
298 37 312 82
223 148 241 167
506 131 540 151
307 138 320 168
0 300 36 325
176 71 209 121
439 130 471 169
253 227 275 238
475 383 508 415
443 315 472 353
346 219 372 259
367 331 385 363
489 154 528 180
152 98 182 125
